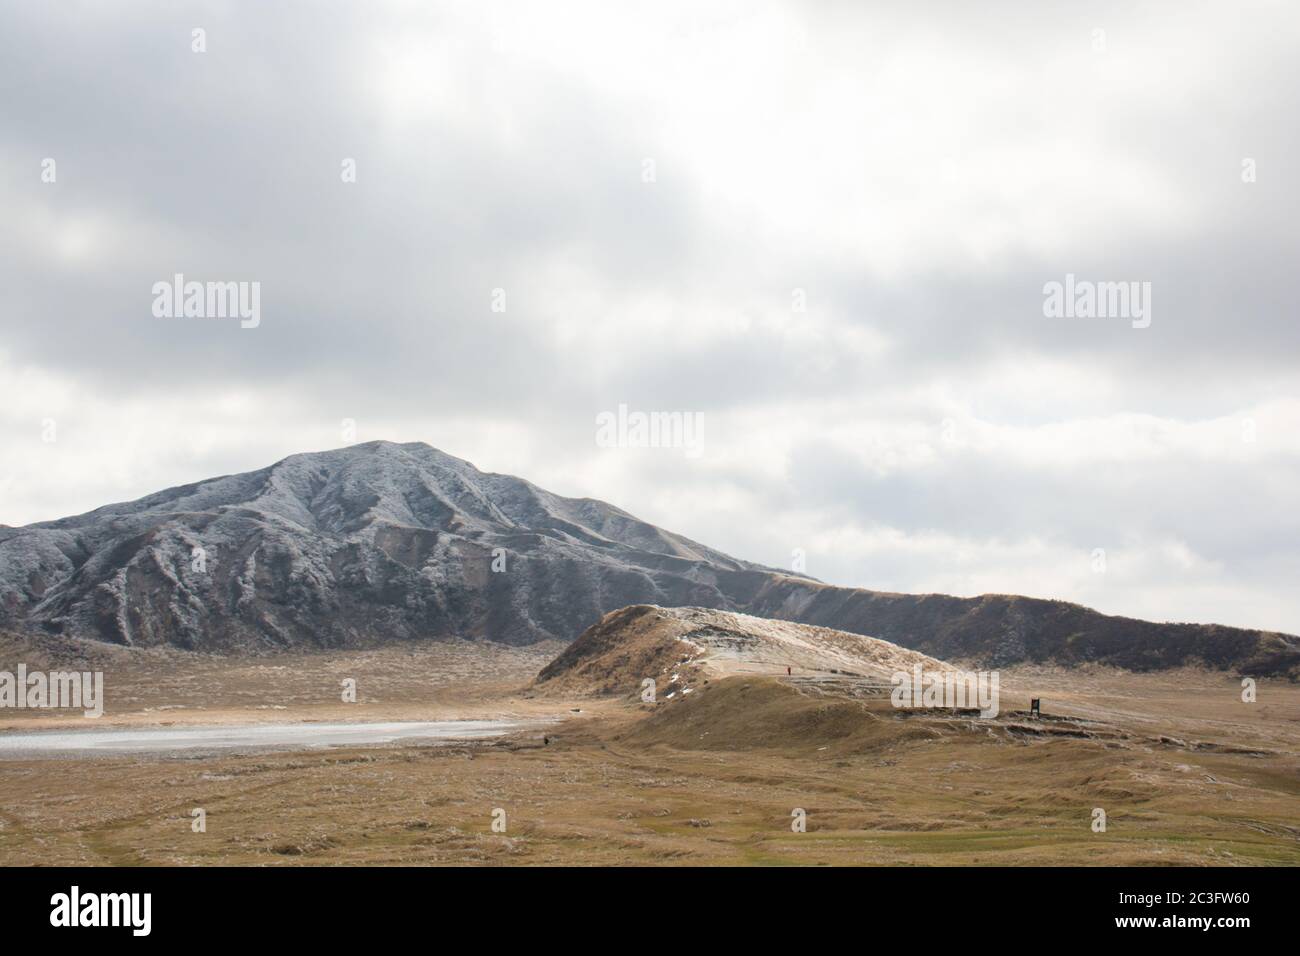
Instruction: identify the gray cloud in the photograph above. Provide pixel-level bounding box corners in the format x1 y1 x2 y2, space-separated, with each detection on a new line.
2 0 1298 632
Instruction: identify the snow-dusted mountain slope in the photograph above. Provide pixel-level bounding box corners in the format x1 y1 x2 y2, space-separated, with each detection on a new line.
1 441 1294 676
0 441 787 649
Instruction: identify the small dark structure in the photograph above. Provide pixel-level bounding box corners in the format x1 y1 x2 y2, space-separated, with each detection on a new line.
1030 698 1042 719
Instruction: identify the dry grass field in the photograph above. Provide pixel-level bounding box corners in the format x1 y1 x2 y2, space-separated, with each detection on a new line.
1 629 1297 867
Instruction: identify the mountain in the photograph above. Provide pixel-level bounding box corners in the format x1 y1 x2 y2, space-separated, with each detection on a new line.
0 441 786 650
1 441 1296 675
735 581 1299 676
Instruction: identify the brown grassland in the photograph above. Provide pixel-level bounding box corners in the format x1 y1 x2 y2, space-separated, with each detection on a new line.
0 635 1297 866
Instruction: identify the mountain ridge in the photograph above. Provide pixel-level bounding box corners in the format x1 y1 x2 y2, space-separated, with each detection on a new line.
0 441 789 650
2 441 1296 676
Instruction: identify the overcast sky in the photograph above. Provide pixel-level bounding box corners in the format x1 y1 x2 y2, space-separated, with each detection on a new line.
2 1 1298 633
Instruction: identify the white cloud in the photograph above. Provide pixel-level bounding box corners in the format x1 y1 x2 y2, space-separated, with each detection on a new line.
1 0 1298 633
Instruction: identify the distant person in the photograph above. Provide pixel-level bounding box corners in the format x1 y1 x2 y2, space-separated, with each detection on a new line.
786 666 791 676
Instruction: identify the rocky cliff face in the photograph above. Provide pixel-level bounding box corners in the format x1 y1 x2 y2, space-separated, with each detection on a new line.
2 441 1296 675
